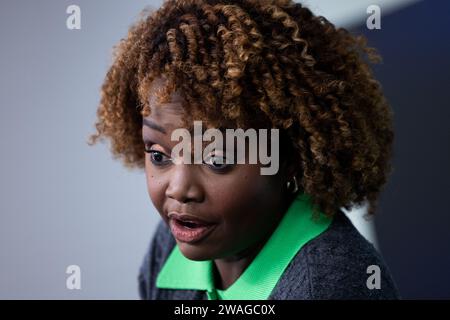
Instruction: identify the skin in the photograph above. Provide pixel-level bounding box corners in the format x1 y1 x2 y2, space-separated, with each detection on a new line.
142 76 297 290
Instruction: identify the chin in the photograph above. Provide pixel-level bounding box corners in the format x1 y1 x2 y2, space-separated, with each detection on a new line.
177 241 216 261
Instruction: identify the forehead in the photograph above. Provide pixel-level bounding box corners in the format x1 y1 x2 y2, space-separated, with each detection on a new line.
143 76 236 132
145 76 187 129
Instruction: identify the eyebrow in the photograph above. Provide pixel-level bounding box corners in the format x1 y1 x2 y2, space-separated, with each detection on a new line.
143 118 167 134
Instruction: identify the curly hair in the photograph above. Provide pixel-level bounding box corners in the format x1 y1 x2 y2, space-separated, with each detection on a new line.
88 0 394 217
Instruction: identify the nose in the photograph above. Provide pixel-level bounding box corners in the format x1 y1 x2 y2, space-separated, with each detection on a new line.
165 164 204 203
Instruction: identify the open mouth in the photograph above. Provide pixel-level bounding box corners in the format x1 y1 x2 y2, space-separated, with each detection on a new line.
176 219 203 229
169 217 217 244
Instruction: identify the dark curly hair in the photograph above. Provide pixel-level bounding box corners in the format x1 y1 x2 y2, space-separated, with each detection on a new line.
88 0 394 217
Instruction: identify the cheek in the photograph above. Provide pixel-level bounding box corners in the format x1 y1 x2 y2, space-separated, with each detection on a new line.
207 166 282 223
201 166 284 257
144 161 165 213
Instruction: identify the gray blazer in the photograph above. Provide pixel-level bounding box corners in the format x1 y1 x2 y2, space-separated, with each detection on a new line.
138 210 400 299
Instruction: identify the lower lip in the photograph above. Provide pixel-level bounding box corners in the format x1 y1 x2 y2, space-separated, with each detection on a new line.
169 218 216 244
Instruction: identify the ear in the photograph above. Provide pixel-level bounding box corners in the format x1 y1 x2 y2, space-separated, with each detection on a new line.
278 129 300 180
279 152 299 181
286 159 299 180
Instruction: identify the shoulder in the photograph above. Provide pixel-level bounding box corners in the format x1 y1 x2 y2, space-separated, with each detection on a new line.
271 210 400 300
137 220 175 299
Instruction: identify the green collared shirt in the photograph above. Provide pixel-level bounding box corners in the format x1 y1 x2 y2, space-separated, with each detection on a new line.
156 193 332 300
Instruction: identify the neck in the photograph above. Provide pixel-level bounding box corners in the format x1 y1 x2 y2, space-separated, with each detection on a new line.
213 193 296 290
213 239 266 290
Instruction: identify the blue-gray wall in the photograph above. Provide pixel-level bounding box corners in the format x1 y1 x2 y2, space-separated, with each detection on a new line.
0 0 163 299
0 0 448 299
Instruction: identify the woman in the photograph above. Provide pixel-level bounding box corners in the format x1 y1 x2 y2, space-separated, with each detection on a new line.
89 0 399 299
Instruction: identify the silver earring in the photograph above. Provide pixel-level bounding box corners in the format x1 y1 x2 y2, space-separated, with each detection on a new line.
287 176 299 194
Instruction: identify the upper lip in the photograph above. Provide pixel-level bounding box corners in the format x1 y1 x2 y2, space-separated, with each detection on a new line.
167 211 216 226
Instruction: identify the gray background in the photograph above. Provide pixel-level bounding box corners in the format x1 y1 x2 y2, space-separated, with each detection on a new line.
1 0 448 299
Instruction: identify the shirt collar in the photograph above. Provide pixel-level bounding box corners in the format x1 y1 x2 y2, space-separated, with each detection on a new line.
156 192 332 300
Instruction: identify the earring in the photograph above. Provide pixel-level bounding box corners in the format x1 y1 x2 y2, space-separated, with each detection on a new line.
286 176 299 194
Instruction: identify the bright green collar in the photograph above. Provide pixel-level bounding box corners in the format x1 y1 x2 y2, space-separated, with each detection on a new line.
156 193 332 300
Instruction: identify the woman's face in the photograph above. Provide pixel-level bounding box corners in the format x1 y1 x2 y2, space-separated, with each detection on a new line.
142 77 290 261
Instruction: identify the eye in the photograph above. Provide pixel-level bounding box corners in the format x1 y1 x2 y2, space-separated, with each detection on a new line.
203 153 231 172
145 146 171 166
